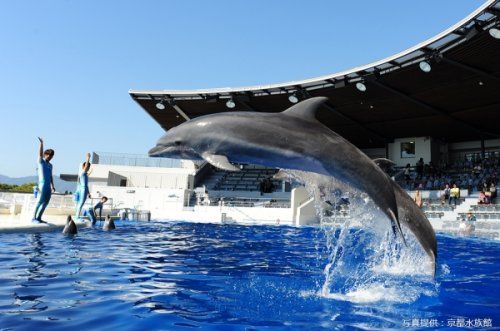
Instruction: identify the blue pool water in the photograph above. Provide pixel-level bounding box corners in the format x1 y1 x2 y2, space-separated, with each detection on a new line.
0 221 498 330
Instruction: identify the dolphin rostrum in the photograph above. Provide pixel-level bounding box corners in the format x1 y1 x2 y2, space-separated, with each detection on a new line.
62 215 77 235
149 97 403 237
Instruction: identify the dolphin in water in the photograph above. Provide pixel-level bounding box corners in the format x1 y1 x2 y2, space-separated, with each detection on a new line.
274 166 437 275
62 215 77 235
103 215 116 231
149 97 404 235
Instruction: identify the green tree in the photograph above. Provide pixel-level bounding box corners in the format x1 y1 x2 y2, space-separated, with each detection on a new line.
0 182 37 193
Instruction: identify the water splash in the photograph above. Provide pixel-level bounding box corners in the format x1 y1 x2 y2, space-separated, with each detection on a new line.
281 169 436 304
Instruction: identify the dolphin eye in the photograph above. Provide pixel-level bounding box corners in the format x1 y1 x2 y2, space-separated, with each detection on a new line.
174 140 182 146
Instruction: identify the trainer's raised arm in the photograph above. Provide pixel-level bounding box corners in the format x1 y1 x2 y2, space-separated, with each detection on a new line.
37 137 44 160
83 152 91 173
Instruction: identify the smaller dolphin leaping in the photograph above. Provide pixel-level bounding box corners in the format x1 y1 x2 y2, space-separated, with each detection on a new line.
62 215 77 235
149 97 403 237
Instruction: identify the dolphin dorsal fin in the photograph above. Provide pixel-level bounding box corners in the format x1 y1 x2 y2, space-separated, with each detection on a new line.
201 152 241 172
282 97 328 121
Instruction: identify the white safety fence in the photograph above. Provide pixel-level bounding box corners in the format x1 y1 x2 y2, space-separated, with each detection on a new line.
0 192 115 217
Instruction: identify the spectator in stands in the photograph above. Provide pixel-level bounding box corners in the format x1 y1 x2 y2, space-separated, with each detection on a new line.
490 183 497 204
484 185 492 204
459 212 476 235
416 158 424 179
466 212 477 224
433 177 440 190
449 184 460 206
467 176 474 193
404 164 411 183
474 164 482 175
259 177 274 195
425 179 433 190
414 190 423 208
441 184 451 205
395 155 500 193
428 161 436 176
479 190 487 204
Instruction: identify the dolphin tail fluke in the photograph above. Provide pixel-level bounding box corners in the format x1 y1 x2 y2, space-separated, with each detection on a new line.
388 208 408 247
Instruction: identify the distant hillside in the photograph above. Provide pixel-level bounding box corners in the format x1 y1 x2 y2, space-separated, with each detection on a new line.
0 174 76 193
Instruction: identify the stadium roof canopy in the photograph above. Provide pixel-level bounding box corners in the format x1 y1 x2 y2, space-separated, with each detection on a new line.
130 0 500 149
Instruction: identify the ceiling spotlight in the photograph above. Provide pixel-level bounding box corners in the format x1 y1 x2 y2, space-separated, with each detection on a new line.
478 81 484 86
226 98 236 109
155 101 166 110
288 93 299 103
419 61 432 73
356 82 367 92
489 27 500 39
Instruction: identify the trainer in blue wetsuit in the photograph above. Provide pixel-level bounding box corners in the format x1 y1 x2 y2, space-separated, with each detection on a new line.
75 153 91 221
86 196 108 225
33 137 55 222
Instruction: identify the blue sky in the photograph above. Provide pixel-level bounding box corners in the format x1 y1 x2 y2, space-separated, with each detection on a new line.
0 0 484 177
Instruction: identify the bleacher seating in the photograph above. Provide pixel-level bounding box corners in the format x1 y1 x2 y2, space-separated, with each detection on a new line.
425 212 444 219
471 205 500 212
200 196 290 208
458 212 500 220
204 164 280 192
422 205 455 212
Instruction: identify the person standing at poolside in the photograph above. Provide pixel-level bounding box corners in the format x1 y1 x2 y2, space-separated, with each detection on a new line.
33 137 55 223
75 153 91 221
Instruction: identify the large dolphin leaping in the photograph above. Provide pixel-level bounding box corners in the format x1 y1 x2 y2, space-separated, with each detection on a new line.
149 97 404 236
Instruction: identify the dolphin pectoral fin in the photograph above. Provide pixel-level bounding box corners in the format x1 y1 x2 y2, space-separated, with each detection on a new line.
388 208 408 247
201 152 240 172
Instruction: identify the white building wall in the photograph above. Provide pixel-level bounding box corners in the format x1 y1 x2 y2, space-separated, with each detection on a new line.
91 185 187 218
86 164 196 191
388 137 432 167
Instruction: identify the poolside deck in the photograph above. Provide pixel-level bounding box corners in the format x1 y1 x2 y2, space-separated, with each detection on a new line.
0 214 91 234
